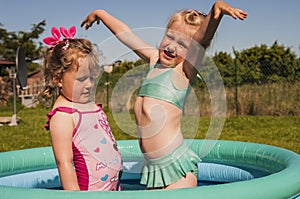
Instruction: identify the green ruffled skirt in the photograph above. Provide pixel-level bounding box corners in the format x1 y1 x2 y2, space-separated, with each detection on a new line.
140 143 201 188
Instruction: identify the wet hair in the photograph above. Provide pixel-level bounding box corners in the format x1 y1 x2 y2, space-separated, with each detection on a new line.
39 38 101 104
166 9 207 38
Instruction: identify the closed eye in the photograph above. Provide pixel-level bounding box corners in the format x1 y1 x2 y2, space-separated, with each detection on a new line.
178 41 188 49
166 33 174 40
76 76 89 82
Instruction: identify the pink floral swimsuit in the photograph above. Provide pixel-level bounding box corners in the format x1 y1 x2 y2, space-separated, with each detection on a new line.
45 105 123 191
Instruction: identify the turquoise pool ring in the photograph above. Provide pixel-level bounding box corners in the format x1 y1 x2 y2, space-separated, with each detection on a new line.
0 139 299 199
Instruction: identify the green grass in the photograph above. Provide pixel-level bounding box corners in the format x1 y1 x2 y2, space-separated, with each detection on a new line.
0 107 299 154
0 107 51 151
192 116 300 154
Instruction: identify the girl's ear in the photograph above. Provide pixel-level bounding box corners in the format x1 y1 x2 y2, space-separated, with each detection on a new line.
53 76 62 88
56 81 63 88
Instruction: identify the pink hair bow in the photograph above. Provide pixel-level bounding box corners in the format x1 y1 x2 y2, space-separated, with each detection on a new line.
60 26 76 39
43 26 76 47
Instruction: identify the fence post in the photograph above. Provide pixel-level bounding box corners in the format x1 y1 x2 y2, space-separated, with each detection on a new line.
233 47 239 116
235 58 239 116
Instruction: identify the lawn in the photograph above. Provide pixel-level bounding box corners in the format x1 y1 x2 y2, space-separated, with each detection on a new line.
0 107 299 154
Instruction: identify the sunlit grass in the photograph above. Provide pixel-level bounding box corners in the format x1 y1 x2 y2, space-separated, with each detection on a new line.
0 107 51 151
0 107 299 154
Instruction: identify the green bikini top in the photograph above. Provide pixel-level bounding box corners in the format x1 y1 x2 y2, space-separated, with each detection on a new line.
138 63 192 110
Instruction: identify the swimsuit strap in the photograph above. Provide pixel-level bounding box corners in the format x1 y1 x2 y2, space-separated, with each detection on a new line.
45 107 78 130
45 105 103 130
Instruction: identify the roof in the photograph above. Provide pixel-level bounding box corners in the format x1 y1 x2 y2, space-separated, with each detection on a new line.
28 70 41 78
0 60 16 66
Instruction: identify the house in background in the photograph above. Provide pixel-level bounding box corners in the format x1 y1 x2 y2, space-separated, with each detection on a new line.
0 60 15 65
0 60 44 108
0 60 16 106
17 70 44 107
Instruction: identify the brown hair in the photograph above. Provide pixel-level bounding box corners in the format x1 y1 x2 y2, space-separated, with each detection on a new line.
39 38 101 104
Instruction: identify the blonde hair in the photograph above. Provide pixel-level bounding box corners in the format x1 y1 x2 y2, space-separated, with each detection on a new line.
39 38 101 104
167 9 207 37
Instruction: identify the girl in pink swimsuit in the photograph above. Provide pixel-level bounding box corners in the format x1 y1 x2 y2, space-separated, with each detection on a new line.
40 26 123 191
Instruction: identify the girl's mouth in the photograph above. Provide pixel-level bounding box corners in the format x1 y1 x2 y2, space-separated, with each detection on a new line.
163 50 175 59
81 91 90 97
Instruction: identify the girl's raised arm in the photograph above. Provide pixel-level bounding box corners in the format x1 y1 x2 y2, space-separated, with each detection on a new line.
184 1 247 80
81 10 157 63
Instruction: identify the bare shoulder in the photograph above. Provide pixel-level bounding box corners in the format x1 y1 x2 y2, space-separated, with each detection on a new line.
50 99 75 134
50 110 74 131
148 50 159 66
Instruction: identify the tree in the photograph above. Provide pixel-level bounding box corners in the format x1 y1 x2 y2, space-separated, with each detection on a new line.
233 41 299 84
0 20 46 74
213 51 235 86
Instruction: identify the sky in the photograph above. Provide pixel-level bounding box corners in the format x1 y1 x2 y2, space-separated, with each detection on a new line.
0 0 299 63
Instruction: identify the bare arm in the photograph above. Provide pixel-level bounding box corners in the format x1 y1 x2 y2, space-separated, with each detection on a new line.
50 112 80 190
184 1 248 80
196 1 247 48
81 10 157 63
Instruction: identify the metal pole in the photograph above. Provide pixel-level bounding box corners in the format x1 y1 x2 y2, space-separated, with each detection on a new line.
103 64 113 110
9 67 18 126
13 75 16 115
106 72 109 110
234 50 239 116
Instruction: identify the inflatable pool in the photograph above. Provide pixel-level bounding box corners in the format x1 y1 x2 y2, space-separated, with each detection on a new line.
0 139 300 199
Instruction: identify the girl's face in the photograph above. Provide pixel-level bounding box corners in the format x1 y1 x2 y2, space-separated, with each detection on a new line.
60 59 95 103
159 21 194 67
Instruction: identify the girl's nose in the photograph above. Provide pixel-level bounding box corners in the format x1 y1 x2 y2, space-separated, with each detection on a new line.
85 78 93 88
166 44 176 53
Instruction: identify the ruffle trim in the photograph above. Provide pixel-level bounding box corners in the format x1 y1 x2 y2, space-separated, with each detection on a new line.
141 145 201 188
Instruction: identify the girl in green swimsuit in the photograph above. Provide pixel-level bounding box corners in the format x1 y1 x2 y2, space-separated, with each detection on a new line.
81 1 247 189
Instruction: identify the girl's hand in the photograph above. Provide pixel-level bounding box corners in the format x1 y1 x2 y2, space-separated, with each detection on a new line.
213 1 248 20
81 10 101 30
